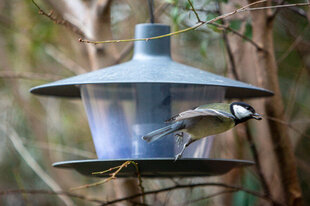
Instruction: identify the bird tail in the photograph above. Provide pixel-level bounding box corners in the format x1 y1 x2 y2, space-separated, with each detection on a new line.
142 122 184 143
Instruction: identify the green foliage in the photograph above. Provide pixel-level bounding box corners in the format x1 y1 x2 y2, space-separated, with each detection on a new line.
295 130 310 204
243 21 253 40
233 172 260 206
229 19 242 31
171 7 180 25
206 13 217 21
164 0 176 4
184 1 191 9
200 40 208 58
207 24 222 33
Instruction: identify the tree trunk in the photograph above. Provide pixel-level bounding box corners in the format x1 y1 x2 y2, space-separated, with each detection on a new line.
248 1 302 205
222 1 282 204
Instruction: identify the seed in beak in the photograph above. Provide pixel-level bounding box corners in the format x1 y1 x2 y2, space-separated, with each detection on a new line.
252 113 262 120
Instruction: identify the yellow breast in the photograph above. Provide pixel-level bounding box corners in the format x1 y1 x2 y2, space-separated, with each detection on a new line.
184 116 235 140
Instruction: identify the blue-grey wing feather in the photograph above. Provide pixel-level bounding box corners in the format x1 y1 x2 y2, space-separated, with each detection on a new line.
166 108 234 122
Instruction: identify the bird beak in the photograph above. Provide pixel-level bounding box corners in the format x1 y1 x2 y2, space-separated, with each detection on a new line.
252 113 262 120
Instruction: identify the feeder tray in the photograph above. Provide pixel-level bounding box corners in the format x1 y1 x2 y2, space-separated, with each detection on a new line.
53 158 254 178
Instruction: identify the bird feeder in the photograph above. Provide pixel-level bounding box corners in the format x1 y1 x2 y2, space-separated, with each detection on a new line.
30 24 272 177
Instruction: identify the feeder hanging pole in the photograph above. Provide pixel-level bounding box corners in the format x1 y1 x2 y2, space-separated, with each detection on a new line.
148 0 155 23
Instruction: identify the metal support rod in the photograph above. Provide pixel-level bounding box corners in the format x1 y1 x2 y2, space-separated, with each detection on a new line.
147 0 155 23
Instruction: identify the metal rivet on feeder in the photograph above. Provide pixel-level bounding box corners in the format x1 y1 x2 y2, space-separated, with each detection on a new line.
30 23 273 177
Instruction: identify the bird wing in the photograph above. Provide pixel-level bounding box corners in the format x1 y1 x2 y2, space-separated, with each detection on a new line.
166 108 235 123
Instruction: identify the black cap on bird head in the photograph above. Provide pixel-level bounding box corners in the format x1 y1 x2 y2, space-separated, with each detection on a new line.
230 102 262 125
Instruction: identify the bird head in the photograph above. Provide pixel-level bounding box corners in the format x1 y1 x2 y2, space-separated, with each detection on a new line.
230 102 262 125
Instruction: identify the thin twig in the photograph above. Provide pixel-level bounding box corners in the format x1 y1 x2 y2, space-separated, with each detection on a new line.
277 25 309 63
180 189 237 205
245 2 310 12
216 2 240 80
285 67 305 119
31 0 85 37
80 0 268 44
286 6 307 18
265 116 310 138
79 22 204 44
21 137 96 159
0 71 64 81
277 35 302 63
72 160 145 203
269 0 285 21
130 161 145 203
0 189 104 204
245 123 272 199
175 5 216 13
187 0 201 22
71 161 132 191
1 126 74 206
99 182 282 206
177 1 309 15
211 22 264 51
111 2 169 65
44 44 88 74
79 1 310 45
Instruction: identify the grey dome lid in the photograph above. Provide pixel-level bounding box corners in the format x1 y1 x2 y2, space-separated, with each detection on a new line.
30 24 273 98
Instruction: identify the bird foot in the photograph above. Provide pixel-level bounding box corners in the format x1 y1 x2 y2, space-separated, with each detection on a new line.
174 153 183 162
175 132 184 147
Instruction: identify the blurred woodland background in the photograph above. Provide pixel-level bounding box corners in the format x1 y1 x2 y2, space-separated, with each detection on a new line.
0 0 310 205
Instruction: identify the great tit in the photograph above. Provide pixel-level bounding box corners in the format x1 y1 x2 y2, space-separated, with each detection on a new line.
142 102 262 160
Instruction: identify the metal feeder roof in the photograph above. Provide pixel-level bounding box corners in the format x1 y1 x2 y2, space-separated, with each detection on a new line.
30 24 273 98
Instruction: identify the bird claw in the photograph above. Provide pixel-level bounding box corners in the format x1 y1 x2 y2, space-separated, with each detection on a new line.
175 132 184 147
174 153 182 162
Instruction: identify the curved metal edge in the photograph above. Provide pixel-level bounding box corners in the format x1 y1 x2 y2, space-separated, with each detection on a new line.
52 158 255 178
52 158 255 167
30 83 273 99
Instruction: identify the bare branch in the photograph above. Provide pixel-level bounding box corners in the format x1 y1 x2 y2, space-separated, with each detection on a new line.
246 2 310 12
111 2 170 65
181 189 237 205
222 27 240 80
71 161 132 191
21 137 96 159
174 5 217 13
277 25 309 63
0 126 74 206
31 0 85 37
187 0 202 22
79 1 310 45
265 116 310 138
44 44 88 74
269 0 285 21
79 22 204 44
245 123 272 199
80 0 268 44
99 182 282 206
211 22 265 51
0 71 63 81
130 161 145 203
0 189 104 204
70 160 143 192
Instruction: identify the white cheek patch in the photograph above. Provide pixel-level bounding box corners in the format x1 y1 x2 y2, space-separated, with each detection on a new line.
233 105 251 119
